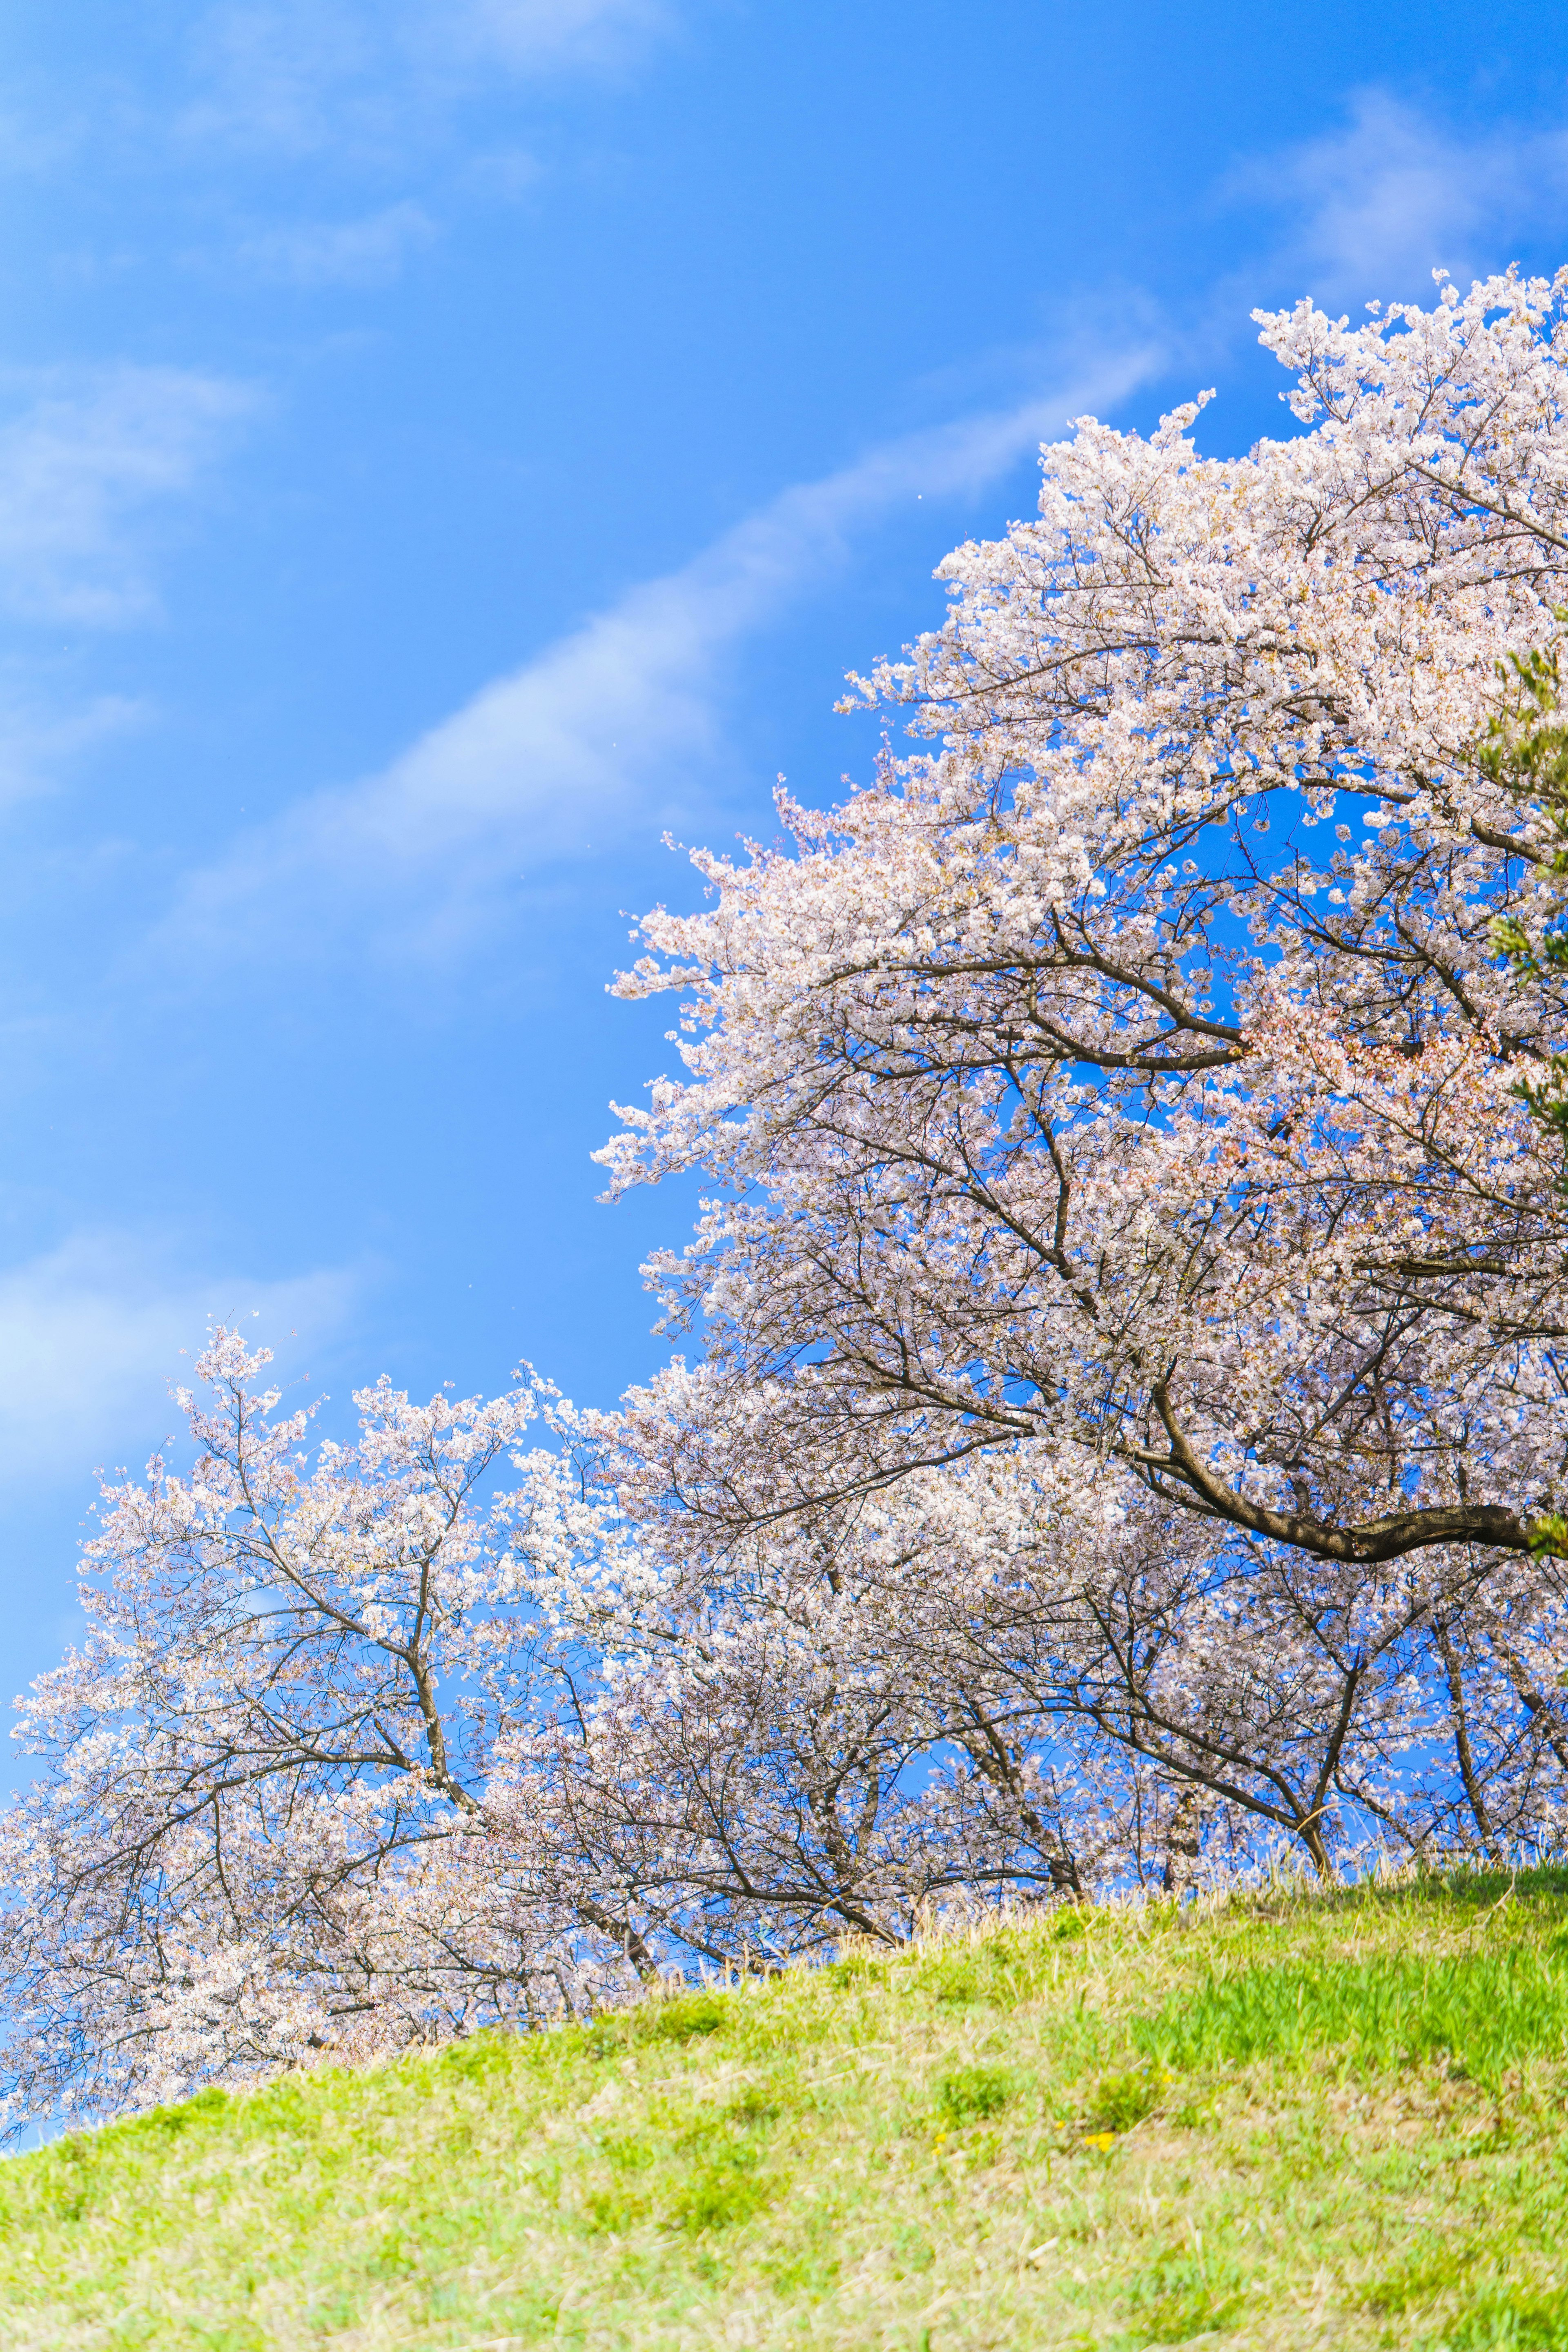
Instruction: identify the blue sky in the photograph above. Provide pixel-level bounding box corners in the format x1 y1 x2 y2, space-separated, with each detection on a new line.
3 0 1568 1737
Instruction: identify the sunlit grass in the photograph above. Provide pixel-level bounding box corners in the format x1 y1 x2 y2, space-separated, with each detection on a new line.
6 1866 1568 2346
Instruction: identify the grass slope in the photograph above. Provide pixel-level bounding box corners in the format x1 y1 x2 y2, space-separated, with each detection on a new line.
6 1869 1568 2349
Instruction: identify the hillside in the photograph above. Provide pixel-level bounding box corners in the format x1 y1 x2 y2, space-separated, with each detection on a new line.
4 1869 1568 2349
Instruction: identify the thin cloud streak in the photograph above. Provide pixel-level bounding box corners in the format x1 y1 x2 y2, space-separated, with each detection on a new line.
164 341 1163 967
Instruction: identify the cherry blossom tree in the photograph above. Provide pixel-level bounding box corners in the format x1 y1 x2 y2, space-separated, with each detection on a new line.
0 1333 658 2129
599 267 1568 1876
575 1431 1568 1899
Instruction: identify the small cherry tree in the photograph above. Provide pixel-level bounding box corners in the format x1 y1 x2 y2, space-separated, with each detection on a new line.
0 1333 653 2128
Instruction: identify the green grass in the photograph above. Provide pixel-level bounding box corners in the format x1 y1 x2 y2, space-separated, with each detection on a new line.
8 1868 1568 2348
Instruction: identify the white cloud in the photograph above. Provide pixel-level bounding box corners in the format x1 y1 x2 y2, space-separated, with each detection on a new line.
164 338 1161 965
1231 91 1568 302
462 149 545 202
184 0 675 156
0 686 148 806
182 4 388 156
0 102 80 178
0 1234 365 1488
238 200 438 288
428 0 672 74
0 366 257 628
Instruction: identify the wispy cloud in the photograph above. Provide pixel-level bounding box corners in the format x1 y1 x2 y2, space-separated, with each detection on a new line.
183 0 675 156
0 99 82 178
1230 91 1568 302
0 366 258 628
182 4 392 156
461 149 546 202
238 200 439 287
414 0 673 76
0 1233 365 1489
163 339 1161 966
0 683 147 807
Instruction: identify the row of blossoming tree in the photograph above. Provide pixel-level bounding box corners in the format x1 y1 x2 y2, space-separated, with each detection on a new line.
9 266 1568 2128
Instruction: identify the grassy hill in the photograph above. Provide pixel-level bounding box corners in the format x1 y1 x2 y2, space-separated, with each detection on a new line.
5 1869 1568 2350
